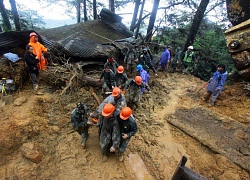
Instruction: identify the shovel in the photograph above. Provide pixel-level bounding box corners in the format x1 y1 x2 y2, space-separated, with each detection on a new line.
197 79 212 93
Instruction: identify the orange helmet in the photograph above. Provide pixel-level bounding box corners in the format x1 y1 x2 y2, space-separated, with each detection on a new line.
102 103 115 117
120 107 132 120
135 76 142 85
91 117 98 123
117 66 124 73
108 57 114 62
30 32 38 37
112 87 121 97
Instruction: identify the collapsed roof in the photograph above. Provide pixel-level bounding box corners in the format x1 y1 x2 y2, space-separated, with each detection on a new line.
0 8 135 62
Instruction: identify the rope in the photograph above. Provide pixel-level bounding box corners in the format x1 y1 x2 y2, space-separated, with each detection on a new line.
83 29 113 42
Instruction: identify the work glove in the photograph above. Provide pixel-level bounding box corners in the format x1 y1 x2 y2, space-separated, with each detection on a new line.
110 146 116 152
122 133 129 139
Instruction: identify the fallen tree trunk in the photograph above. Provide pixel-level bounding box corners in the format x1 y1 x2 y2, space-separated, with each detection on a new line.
40 62 102 95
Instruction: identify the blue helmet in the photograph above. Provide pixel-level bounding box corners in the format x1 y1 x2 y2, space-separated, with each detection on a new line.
136 64 143 71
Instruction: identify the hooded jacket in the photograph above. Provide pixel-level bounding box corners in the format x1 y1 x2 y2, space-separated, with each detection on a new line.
29 36 48 70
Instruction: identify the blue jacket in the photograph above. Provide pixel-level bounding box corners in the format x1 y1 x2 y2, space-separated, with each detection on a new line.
140 68 150 85
160 49 170 64
206 70 228 93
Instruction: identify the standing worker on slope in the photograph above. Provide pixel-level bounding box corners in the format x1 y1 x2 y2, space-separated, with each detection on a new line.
117 107 137 162
203 64 228 106
98 103 121 162
29 32 49 71
182 46 197 74
24 45 43 95
71 102 90 148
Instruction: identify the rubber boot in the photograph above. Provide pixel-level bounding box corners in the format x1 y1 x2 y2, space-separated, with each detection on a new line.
119 153 124 162
34 85 43 95
81 133 87 148
202 92 212 102
102 155 108 162
210 96 216 106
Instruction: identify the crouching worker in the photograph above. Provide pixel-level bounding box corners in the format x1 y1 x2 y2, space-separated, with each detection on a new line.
71 102 90 148
117 107 137 162
98 103 120 162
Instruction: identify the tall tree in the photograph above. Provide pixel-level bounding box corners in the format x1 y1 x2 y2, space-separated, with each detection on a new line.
9 0 20 30
0 0 11 31
183 0 210 52
135 0 145 39
145 0 160 42
93 0 97 19
76 0 81 23
130 0 140 32
109 0 115 13
83 0 87 21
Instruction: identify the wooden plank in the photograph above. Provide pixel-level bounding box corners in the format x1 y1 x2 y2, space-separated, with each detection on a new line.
168 107 250 172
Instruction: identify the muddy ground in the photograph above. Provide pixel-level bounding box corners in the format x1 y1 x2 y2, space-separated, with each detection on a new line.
0 69 249 180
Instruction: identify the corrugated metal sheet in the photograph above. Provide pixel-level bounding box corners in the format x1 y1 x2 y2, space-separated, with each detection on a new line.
0 10 134 60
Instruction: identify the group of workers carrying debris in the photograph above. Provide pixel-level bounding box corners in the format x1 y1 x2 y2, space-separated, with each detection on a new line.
24 32 228 162
71 88 138 162
70 44 156 162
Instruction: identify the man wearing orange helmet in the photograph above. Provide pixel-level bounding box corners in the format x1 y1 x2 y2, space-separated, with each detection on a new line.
117 107 138 161
90 87 126 118
28 32 48 71
115 65 128 90
98 103 121 162
124 76 150 109
104 57 119 72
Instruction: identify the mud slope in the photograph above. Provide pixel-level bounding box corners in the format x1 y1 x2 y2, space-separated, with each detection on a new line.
0 71 249 180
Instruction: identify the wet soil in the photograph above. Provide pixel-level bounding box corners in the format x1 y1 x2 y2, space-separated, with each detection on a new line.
0 70 249 180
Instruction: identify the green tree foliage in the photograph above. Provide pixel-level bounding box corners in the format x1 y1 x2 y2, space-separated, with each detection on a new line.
193 22 235 80
18 9 45 30
153 19 235 80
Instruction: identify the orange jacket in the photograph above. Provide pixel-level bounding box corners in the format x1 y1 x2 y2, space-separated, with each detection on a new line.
29 36 48 70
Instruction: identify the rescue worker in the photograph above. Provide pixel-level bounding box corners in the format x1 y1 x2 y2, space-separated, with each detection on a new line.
117 106 138 161
166 46 173 69
115 66 128 90
28 32 48 70
136 64 150 94
24 45 43 95
124 76 150 109
124 47 137 76
137 48 158 76
171 47 181 73
203 64 228 106
71 102 90 148
104 57 119 73
90 87 127 118
99 66 115 93
157 46 171 71
98 103 120 162
182 45 198 74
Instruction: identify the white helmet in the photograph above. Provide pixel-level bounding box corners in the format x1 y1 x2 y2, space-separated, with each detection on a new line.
188 46 193 50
